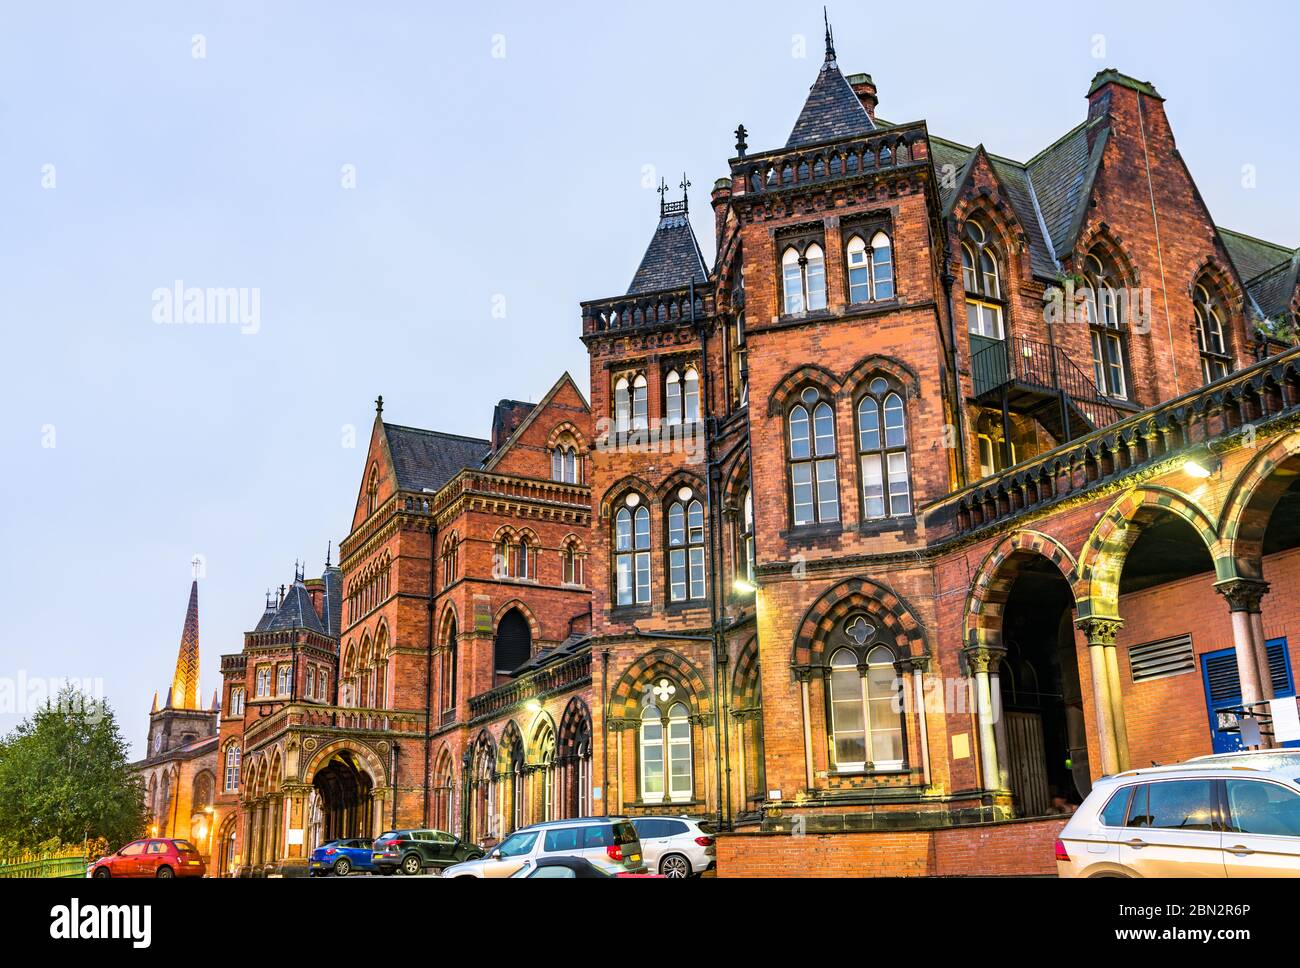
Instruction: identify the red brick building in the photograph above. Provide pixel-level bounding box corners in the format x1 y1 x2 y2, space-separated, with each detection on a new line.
579 26 1300 874
204 24 1300 876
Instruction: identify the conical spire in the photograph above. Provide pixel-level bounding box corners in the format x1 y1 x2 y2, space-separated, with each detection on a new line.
170 579 201 711
151 691 159 714
785 17 874 148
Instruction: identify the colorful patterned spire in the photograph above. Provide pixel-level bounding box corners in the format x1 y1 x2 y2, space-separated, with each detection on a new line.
171 580 201 710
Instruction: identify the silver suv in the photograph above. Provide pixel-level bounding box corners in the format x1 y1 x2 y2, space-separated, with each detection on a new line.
1056 760 1300 877
442 818 645 878
630 816 716 877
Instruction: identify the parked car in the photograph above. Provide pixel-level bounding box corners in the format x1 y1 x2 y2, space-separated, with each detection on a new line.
1056 760 1300 877
372 829 483 875
442 817 645 878
88 838 206 879
510 856 618 878
630 816 715 878
309 838 375 876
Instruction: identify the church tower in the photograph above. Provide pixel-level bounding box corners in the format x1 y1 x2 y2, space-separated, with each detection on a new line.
146 579 218 758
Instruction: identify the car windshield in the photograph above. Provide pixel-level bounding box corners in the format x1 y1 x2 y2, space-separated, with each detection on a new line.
497 831 539 858
612 822 639 845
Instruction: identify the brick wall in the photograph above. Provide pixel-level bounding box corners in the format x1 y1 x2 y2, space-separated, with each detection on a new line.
716 816 1067 877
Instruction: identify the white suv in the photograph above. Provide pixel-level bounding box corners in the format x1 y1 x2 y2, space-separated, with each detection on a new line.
441 818 645 878
630 816 716 878
1056 760 1300 877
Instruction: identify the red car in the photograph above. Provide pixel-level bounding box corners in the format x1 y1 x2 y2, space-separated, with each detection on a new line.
88 838 206 878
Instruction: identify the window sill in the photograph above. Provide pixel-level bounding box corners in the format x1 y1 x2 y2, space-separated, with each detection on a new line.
857 515 917 536
664 599 710 614
781 521 844 542
609 604 653 621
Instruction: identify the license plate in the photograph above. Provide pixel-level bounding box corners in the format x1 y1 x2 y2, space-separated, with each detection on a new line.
629 854 640 863
188 861 201 866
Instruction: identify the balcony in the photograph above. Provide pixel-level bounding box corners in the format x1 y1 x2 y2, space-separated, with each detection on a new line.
971 334 1128 443
468 651 591 724
940 345 1300 535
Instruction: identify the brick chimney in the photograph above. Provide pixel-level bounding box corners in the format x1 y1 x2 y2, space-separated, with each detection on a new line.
711 178 731 251
846 72 877 121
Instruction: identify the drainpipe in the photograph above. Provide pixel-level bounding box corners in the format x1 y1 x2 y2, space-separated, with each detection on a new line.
391 743 400 829
601 648 609 818
940 270 970 486
691 280 727 831
423 518 437 827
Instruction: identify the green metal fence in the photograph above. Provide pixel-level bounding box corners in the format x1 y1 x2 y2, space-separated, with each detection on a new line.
0 848 89 878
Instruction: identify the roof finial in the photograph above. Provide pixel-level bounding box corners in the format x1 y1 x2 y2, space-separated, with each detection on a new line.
734 124 748 157
823 6 836 62
375 394 383 416
325 541 332 568
657 177 669 215
679 172 691 210
294 558 304 583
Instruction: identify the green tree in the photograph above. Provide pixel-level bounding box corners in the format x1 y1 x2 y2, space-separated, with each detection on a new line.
0 687 146 851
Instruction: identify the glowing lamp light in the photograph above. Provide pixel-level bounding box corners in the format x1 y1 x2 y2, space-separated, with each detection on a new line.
733 577 757 595
1181 446 1221 480
525 699 542 714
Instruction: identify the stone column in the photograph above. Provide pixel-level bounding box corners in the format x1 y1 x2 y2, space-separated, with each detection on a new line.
903 655 932 787
1076 618 1126 775
963 645 1006 792
796 668 815 792
1216 578 1273 747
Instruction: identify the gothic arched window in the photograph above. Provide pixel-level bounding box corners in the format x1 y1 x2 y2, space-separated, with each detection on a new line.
828 643 904 773
224 743 241 792
846 231 894 304
856 378 911 520
614 497 651 606
1194 280 1232 383
788 387 839 526
962 219 1003 339
781 243 827 315
667 494 706 603
494 608 531 676
1083 249 1129 399
639 697 693 804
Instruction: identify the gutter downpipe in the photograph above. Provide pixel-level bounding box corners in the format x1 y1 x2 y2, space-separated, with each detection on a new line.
691 279 727 832
423 518 437 827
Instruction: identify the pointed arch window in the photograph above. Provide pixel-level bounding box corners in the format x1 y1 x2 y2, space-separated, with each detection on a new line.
562 540 585 586
1083 250 1128 399
229 686 245 717
366 466 379 515
781 243 827 315
614 498 651 606
551 444 579 483
788 387 839 526
739 488 755 584
640 699 693 803
631 375 649 430
614 377 631 433
442 616 458 712
846 231 895 304
1194 282 1231 383
962 219 1004 339
857 378 911 520
667 494 706 602
224 743 241 792
828 645 904 773
441 535 459 588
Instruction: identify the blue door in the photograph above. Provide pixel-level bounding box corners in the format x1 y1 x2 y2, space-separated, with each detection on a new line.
1201 638 1297 752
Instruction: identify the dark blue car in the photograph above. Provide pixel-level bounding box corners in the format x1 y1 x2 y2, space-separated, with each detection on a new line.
309 838 375 876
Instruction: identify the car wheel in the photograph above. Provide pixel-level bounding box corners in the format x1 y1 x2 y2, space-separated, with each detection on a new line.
466 851 484 862
659 854 692 879
334 857 352 877
92 867 111 879
401 854 423 876
156 866 174 879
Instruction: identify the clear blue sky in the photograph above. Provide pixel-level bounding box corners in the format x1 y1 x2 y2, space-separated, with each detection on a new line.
2 1 1296 757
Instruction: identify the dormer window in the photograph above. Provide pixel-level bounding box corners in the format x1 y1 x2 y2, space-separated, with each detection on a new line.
962 219 1004 340
846 231 894 304
781 243 827 315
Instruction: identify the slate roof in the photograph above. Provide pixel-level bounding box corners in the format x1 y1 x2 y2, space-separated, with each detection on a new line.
627 213 710 296
1244 255 1300 320
264 580 325 634
785 54 875 149
509 633 591 677
383 424 490 493
320 565 343 638
1220 228 1296 285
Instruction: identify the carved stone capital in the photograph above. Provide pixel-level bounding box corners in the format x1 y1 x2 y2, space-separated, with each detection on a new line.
962 645 1006 676
1075 617 1124 647
793 666 815 684
1215 578 1270 614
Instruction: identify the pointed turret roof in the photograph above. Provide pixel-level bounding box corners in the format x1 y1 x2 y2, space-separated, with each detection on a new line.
170 580 201 711
263 578 325 634
785 21 874 149
627 183 709 296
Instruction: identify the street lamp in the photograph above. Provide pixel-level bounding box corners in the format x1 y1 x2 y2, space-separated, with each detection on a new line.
733 577 756 595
